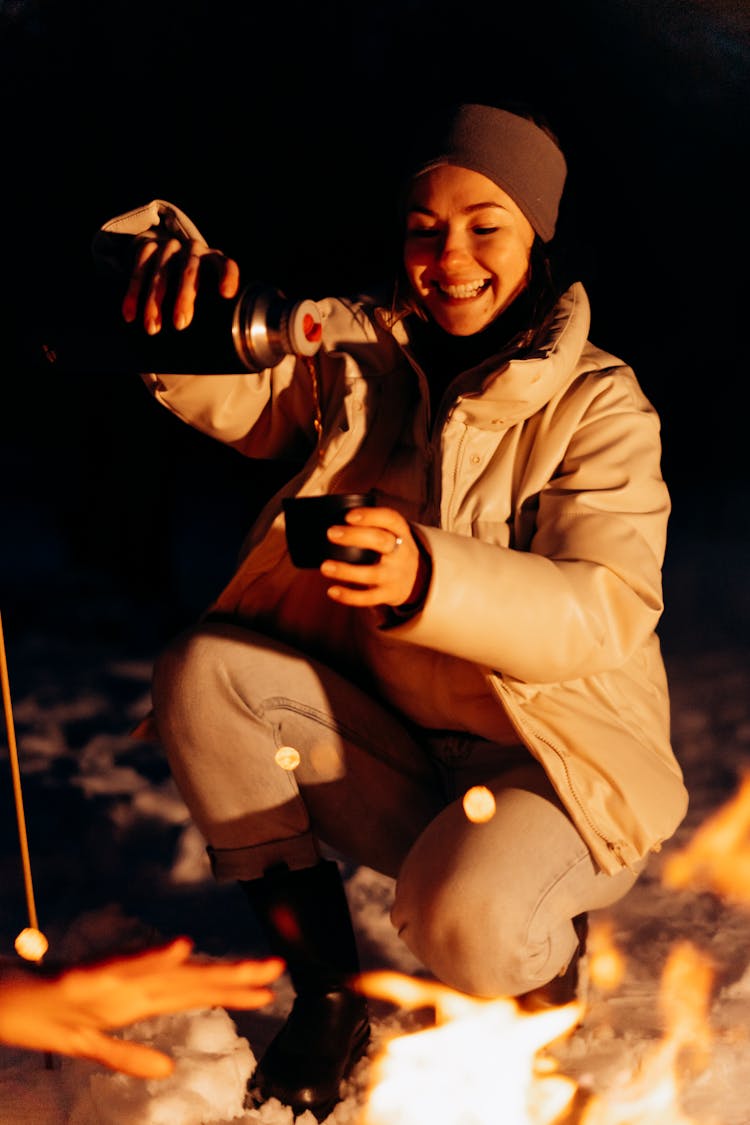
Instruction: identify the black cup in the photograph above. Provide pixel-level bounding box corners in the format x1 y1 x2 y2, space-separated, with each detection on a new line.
282 493 378 569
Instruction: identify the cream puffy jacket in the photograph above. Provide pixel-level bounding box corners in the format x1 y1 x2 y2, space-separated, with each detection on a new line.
98 200 688 876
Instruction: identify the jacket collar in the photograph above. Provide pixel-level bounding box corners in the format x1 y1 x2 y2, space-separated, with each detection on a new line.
377 282 591 426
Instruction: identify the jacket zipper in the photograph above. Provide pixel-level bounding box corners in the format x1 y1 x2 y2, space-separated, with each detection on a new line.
493 680 618 852
449 426 467 509
394 346 441 524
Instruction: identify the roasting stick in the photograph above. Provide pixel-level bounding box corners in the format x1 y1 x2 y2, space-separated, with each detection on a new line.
0 611 54 1066
0 611 45 947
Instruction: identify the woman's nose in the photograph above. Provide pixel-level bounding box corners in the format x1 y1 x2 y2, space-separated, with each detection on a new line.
438 227 470 264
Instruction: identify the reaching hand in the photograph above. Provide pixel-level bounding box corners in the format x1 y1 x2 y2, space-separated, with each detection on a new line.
321 506 430 610
0 938 283 1078
121 235 240 336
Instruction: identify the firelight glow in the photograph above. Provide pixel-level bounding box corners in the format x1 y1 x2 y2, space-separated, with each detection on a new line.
357 970 582 1125
573 777 750 1123
274 746 301 771
579 941 714 1125
359 939 715 1125
662 771 750 901
356 800 735 1125
587 918 626 991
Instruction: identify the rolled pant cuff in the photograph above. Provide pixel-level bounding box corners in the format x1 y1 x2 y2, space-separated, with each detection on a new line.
207 832 321 882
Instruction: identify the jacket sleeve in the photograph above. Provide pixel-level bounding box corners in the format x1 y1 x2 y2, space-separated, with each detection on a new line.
92 200 320 461
386 373 670 684
142 361 321 461
93 198 209 271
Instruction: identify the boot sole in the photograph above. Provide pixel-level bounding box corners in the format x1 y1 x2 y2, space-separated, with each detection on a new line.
247 1017 371 1122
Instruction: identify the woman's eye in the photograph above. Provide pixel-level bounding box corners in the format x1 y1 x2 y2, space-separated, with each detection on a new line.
406 228 439 239
474 226 499 236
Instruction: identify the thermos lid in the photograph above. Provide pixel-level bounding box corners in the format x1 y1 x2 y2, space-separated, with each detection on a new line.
286 298 323 357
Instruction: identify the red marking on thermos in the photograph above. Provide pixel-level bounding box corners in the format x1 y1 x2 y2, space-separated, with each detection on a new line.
303 313 322 343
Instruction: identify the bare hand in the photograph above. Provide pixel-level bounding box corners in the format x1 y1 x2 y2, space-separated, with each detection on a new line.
0 938 283 1078
121 235 240 335
321 506 423 608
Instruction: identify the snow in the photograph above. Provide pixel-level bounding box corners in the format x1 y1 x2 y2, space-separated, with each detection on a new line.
1 535 749 1125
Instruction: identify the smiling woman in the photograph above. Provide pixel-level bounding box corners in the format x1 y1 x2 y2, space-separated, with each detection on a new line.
91 100 688 1122
400 102 564 338
403 168 536 336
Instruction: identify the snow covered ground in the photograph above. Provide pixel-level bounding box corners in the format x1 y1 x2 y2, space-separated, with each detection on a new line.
0 515 749 1124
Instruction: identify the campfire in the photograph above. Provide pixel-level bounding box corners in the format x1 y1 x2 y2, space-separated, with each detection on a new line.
663 771 750 902
355 775 750 1125
357 971 582 1125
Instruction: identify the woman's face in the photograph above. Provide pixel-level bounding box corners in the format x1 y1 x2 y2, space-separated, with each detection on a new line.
403 164 535 336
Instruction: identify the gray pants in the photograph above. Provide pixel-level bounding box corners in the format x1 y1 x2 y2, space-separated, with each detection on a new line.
152 621 640 997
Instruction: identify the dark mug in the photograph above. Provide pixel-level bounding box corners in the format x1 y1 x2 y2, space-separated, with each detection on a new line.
282 493 378 569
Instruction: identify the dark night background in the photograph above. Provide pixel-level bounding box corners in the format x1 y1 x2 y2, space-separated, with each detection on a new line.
0 0 748 659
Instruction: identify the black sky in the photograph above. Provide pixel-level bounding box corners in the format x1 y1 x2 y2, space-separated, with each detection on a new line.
1 0 748 635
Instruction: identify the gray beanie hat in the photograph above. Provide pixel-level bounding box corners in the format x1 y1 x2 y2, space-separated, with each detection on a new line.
411 103 567 243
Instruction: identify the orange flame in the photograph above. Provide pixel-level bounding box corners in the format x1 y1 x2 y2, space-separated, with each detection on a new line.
579 942 714 1125
358 971 582 1125
356 780 750 1124
663 773 750 902
587 918 626 992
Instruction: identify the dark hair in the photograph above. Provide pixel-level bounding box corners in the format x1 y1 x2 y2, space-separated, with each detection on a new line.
519 239 567 355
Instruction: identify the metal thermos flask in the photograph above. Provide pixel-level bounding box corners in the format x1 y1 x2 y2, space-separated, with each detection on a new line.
128 283 324 374
37 224 325 373
229 284 323 371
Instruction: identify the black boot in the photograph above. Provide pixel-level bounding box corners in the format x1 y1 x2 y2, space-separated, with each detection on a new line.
240 859 370 1121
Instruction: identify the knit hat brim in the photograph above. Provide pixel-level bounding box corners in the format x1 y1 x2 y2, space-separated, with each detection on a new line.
409 104 567 243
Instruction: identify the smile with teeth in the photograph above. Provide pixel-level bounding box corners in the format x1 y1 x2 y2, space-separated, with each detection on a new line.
433 279 491 300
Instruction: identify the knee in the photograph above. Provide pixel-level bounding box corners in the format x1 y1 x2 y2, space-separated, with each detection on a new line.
392 876 547 999
151 625 229 727
152 627 200 708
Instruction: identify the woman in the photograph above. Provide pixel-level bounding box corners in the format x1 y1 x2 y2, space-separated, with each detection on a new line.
96 103 688 1121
